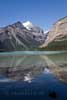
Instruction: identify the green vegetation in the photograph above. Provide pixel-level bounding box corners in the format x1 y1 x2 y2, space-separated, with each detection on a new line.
39 39 67 51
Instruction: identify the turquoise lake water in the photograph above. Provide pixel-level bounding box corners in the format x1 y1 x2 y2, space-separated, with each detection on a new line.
0 51 66 55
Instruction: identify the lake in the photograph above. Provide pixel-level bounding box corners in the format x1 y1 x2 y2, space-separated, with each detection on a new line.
0 51 67 99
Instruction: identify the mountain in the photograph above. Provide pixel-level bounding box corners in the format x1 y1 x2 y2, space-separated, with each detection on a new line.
23 21 44 33
40 16 67 50
0 21 45 51
0 17 67 52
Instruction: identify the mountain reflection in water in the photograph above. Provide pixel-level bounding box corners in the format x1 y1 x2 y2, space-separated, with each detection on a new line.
0 52 67 99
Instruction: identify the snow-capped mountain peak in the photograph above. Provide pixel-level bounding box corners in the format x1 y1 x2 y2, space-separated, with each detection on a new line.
23 21 33 30
44 30 49 34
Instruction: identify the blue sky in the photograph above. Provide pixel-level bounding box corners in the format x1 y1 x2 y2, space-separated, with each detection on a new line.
0 0 67 30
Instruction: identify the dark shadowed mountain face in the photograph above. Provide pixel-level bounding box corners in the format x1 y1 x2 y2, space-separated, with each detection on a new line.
0 21 45 52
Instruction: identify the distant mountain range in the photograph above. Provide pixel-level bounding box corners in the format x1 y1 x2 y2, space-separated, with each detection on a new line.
0 16 67 51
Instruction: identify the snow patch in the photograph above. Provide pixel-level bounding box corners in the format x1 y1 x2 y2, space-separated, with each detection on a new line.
23 21 33 30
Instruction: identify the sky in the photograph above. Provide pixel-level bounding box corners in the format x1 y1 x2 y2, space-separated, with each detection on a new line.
0 0 67 31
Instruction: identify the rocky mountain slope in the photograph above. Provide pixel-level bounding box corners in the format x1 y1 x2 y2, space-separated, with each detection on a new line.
0 16 67 51
40 16 67 50
0 21 46 51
